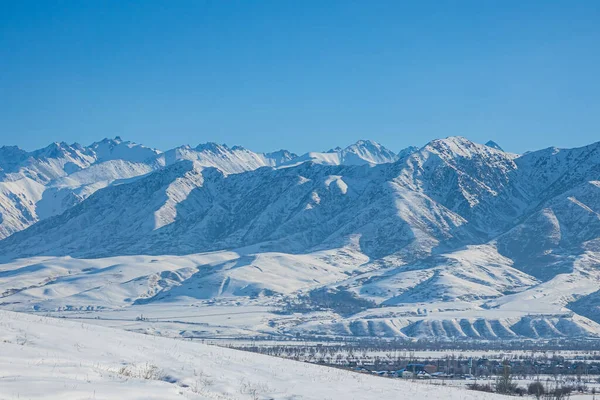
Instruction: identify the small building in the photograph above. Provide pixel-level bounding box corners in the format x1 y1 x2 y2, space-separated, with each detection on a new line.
397 364 431 379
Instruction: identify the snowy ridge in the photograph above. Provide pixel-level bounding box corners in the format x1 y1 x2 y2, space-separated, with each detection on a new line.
155 142 296 174
0 138 398 239
88 136 162 163
0 159 481 259
280 139 399 167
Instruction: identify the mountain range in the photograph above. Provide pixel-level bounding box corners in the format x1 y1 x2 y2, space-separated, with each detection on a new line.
0 135 599 341
0 137 408 240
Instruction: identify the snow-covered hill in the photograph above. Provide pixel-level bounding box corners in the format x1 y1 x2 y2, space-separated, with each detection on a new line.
0 310 505 399
1 136 600 341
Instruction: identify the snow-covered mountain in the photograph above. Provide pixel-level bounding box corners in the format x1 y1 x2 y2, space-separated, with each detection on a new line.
485 140 504 151
0 158 450 258
154 142 297 174
1 136 600 341
88 136 161 163
280 139 399 167
0 138 163 239
0 141 96 183
0 138 400 240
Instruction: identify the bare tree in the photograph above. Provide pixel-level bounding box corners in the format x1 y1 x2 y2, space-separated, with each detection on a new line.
495 359 517 395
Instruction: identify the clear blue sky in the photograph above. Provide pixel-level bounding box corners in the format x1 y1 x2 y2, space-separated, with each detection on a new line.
1 1 599 154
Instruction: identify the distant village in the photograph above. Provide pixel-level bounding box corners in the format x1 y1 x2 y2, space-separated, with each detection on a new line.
224 339 600 397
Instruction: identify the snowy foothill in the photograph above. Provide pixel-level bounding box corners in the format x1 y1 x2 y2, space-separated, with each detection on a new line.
0 248 599 341
0 310 506 399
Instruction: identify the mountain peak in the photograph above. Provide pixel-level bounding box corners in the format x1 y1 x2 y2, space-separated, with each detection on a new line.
427 136 482 154
0 145 26 153
431 136 472 145
195 142 230 153
485 140 504 151
93 136 123 146
345 139 386 152
89 137 161 163
397 146 419 159
0 146 29 173
265 149 298 165
352 139 379 147
339 139 399 165
31 141 76 159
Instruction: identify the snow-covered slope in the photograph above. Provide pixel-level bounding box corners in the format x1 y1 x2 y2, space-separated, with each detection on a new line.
515 141 600 204
0 178 46 239
569 289 600 325
397 145 419 159
0 310 505 399
496 180 600 280
0 249 368 311
337 245 538 305
394 137 527 236
1 248 598 341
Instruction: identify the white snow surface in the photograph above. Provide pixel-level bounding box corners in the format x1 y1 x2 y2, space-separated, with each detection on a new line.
0 310 506 399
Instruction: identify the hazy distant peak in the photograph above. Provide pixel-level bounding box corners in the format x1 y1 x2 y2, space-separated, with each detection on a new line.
89 137 161 163
265 149 298 164
195 142 230 152
485 140 504 151
339 139 399 165
426 136 499 156
397 146 419 159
